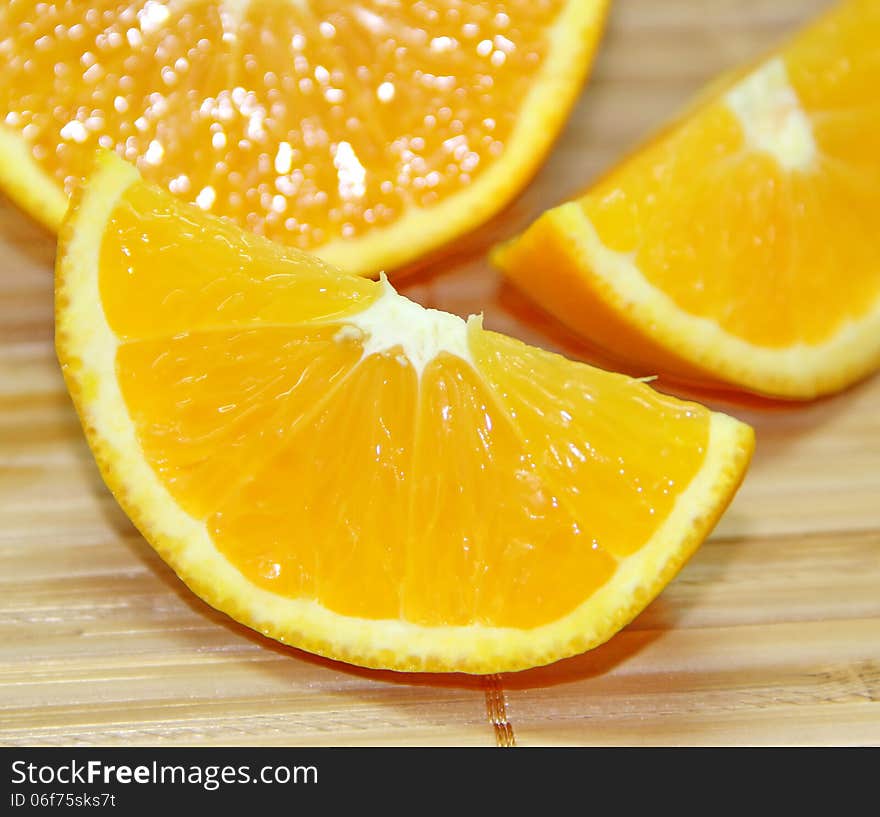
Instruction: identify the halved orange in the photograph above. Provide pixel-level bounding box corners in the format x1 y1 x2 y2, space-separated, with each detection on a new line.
56 153 753 673
0 0 607 275
493 0 880 400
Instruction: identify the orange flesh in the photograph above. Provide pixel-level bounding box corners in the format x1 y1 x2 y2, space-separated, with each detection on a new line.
582 0 880 347
1 0 563 249
103 184 712 628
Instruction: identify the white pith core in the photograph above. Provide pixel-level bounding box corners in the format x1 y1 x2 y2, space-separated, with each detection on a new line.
334 275 478 377
724 57 817 172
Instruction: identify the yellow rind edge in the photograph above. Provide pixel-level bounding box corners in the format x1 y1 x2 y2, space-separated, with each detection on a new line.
493 202 880 400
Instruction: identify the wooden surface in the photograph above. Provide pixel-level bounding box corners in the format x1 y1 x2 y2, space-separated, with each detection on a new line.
2 0 879 747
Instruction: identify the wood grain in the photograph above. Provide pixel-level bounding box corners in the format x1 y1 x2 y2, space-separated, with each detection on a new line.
1 0 879 746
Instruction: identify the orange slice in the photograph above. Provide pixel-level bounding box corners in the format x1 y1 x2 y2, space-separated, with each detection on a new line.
493 0 880 400
56 153 753 673
0 0 607 275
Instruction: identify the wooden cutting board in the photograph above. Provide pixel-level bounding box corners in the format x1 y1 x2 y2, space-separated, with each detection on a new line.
2 0 878 747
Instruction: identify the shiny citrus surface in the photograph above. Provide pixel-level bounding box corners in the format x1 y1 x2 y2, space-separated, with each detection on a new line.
56 154 754 671
494 0 880 399
1 0 607 273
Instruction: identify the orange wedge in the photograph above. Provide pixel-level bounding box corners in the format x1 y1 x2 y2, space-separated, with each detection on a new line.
56 153 753 673
0 0 607 275
493 0 880 400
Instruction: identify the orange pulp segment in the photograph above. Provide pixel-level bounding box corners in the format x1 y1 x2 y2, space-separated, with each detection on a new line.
493 0 880 399
1 0 608 274
56 153 754 672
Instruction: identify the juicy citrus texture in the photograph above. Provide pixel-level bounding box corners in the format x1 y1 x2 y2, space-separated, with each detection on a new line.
0 0 607 274
493 0 880 400
56 154 754 672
